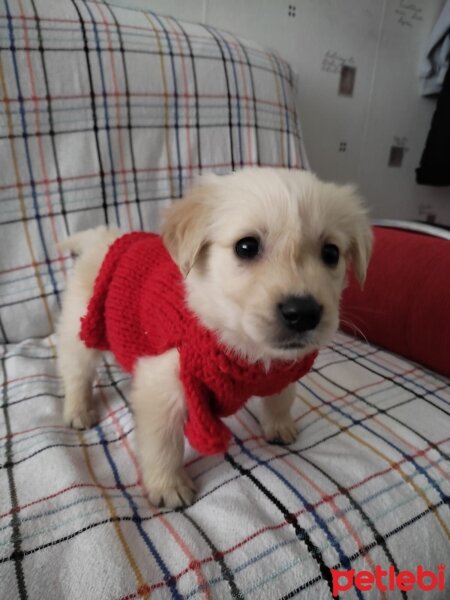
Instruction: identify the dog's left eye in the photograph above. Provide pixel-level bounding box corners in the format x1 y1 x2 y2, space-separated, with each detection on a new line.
321 243 340 266
235 237 260 260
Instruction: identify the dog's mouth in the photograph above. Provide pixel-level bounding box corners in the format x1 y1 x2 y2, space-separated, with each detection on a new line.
271 330 317 352
239 312 325 361
273 339 307 350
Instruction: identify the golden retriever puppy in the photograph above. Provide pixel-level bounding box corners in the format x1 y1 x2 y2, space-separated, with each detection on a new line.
57 168 372 508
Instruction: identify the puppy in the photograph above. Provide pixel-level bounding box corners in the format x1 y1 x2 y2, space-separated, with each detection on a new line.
57 168 372 508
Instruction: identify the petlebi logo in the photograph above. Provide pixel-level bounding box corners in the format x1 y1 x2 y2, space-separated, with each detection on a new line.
331 564 446 596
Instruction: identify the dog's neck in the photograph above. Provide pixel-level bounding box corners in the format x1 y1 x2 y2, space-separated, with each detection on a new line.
184 274 313 367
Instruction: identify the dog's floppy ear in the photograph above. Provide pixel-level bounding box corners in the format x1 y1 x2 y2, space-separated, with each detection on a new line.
162 176 218 275
350 220 373 287
344 186 373 287
334 184 373 287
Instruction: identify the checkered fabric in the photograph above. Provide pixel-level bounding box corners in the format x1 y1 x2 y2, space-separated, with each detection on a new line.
1 2 449 600
0 0 307 344
1 333 449 599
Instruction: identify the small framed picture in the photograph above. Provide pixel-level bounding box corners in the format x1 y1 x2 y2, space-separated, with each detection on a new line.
339 65 356 97
388 146 405 167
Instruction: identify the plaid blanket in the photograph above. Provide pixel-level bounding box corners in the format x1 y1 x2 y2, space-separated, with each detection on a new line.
1 1 449 599
1 333 449 599
0 0 306 344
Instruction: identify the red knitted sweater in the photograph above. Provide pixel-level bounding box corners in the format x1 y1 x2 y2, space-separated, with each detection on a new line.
80 233 317 455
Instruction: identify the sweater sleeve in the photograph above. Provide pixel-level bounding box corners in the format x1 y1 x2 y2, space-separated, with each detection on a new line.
181 372 232 455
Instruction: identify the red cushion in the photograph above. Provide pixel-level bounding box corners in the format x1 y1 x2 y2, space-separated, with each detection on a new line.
341 226 450 377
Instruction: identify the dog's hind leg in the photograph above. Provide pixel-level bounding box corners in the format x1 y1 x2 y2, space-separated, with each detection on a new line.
59 335 100 430
57 272 101 429
57 227 120 429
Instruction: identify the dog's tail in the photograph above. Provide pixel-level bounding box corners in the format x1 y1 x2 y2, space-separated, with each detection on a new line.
59 226 121 256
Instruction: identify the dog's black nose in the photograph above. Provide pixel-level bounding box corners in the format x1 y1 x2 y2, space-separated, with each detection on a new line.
278 295 323 333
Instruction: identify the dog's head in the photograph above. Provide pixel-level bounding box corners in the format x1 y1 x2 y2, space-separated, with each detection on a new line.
162 168 372 363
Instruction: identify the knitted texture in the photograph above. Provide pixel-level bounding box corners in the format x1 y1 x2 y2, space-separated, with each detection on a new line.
80 233 318 455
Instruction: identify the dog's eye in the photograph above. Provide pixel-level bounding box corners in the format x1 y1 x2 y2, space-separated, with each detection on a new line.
235 237 260 260
321 243 340 267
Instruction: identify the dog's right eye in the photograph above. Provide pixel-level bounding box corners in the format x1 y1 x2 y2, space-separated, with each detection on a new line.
235 237 260 260
321 243 340 267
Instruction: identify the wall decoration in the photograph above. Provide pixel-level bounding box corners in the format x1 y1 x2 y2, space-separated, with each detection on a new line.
321 51 355 74
395 0 423 27
388 136 409 167
288 4 296 18
339 65 356 96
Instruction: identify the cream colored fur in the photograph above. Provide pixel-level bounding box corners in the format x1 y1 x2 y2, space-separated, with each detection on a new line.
57 168 372 508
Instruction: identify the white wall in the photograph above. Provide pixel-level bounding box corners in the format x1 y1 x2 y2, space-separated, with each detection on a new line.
109 0 450 225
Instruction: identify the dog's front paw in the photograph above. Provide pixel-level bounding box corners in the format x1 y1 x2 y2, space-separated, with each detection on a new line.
64 405 98 430
145 470 196 509
262 417 297 445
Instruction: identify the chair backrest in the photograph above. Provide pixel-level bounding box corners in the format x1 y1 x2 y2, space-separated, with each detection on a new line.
0 0 307 343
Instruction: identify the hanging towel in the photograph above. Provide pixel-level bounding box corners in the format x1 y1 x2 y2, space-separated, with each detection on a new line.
419 0 450 96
